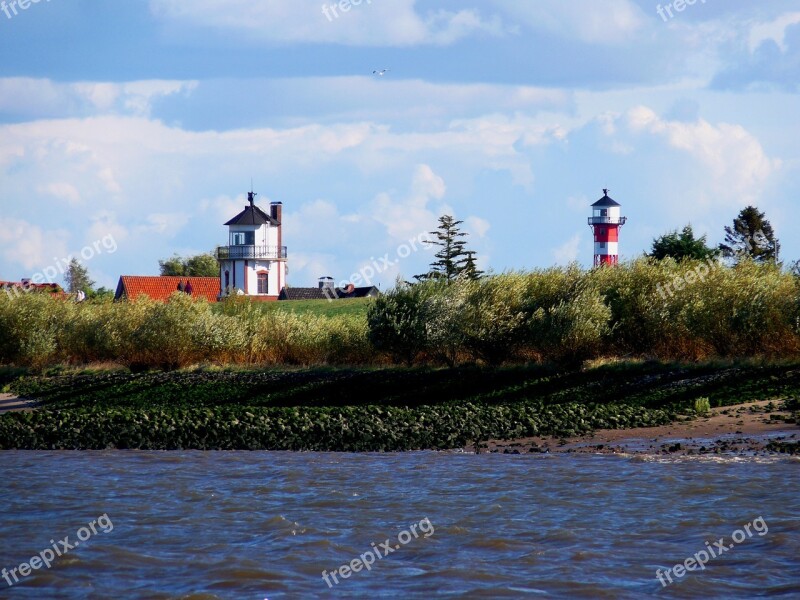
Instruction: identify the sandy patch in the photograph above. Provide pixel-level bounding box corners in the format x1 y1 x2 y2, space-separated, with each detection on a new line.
479 399 798 456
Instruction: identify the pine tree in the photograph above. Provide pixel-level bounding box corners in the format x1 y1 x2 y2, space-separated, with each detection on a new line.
718 206 780 264
462 251 484 280
649 225 719 261
63 258 95 294
415 215 478 282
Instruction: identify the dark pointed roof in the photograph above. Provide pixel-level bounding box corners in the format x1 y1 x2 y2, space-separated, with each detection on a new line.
225 204 279 226
591 189 621 207
278 286 380 300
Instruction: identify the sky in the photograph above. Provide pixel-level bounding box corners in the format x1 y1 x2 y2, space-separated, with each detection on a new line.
1 0 799 290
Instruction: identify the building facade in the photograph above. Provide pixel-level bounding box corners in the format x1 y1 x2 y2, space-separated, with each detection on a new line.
215 192 287 300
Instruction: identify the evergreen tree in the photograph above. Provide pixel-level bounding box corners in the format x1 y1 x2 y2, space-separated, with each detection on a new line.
63 258 95 294
415 215 479 282
462 251 484 280
718 206 780 264
649 225 719 261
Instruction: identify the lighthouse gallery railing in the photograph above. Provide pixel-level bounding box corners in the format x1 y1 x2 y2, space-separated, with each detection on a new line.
215 245 288 260
588 216 627 225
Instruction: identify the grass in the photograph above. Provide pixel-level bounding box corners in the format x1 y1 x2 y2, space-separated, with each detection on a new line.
218 297 373 318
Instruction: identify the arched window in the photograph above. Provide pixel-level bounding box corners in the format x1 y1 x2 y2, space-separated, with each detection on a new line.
257 271 269 294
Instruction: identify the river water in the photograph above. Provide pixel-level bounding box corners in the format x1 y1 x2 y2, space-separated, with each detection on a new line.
0 451 797 599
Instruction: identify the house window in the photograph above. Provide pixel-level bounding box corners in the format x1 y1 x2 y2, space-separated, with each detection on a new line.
257 272 269 294
224 271 230 289
600 209 608 217
232 232 255 245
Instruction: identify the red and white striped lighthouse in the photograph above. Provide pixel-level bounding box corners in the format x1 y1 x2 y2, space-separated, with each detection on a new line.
588 189 627 266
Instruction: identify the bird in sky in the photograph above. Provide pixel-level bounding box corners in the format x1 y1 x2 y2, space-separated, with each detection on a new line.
373 69 390 76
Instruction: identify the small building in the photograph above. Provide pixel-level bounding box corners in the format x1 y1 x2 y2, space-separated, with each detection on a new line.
279 277 380 301
215 191 287 301
114 276 220 302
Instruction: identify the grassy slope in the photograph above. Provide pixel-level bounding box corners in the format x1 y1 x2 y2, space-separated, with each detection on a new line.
1 361 799 451
227 297 373 318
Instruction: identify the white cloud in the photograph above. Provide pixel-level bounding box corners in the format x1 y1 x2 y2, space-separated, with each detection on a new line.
491 0 645 45
37 182 81 205
748 12 800 52
552 233 581 265
465 216 490 238
149 0 506 46
138 213 192 235
0 78 197 119
626 106 778 204
0 218 70 273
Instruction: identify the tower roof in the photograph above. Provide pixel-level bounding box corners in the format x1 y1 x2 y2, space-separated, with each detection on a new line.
591 189 621 207
224 204 279 226
225 192 279 226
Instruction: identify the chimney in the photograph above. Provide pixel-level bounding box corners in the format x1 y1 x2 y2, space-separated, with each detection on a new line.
270 201 282 224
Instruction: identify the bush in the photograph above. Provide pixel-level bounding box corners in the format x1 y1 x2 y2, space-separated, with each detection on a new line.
694 397 711 416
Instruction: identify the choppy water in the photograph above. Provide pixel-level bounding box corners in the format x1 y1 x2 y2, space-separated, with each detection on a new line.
0 451 798 599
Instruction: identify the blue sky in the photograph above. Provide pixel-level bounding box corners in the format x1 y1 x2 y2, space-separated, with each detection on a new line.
1 0 799 289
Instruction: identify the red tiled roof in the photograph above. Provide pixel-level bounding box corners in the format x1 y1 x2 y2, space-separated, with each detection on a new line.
115 276 220 303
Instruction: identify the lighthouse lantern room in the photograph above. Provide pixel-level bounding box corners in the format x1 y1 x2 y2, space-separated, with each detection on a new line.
588 189 626 266
215 191 287 300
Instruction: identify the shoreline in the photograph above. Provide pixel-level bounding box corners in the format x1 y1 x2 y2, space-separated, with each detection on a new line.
0 393 39 414
480 400 799 456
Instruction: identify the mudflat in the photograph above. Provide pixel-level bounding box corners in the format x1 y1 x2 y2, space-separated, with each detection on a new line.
482 399 799 456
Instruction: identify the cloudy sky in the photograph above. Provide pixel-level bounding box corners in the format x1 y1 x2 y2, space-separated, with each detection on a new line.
1 0 799 289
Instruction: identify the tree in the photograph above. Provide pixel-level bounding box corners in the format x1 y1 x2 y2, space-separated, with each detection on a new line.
649 225 719 261
63 258 95 294
415 215 479 282
185 254 219 277
159 253 219 277
718 206 780 264
462 251 484 280
366 280 429 365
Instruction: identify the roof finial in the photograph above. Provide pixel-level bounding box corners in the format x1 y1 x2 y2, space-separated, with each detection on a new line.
603 188 609 196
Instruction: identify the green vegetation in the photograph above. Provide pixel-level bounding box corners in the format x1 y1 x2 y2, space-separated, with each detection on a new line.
2 361 798 451
159 252 219 277
415 215 482 281
649 225 719 261
719 205 780 264
231 297 373 318
694 397 711 416
1 259 799 370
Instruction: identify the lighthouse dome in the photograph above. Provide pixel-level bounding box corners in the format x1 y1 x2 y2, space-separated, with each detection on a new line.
591 189 621 207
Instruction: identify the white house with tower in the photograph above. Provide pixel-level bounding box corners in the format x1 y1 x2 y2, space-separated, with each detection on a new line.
215 192 287 300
